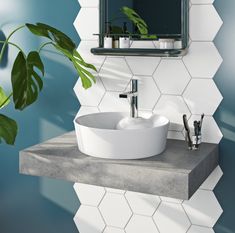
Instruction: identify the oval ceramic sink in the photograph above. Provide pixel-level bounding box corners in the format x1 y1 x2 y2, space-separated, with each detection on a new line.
74 112 169 160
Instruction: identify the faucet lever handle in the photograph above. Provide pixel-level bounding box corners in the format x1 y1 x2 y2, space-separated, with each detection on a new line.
119 94 128 98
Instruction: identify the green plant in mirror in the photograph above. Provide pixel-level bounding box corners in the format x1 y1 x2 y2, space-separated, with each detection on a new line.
0 23 97 145
121 7 147 34
109 7 157 39
121 6 157 39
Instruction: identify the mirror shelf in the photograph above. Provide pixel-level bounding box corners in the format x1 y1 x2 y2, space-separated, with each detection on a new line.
91 0 189 57
91 47 188 57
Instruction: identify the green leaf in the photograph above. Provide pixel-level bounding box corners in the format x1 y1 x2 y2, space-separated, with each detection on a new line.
73 50 85 62
122 6 148 35
121 6 157 39
0 87 10 109
25 23 50 38
0 114 18 145
11 51 44 110
26 23 76 53
53 44 97 89
26 23 96 89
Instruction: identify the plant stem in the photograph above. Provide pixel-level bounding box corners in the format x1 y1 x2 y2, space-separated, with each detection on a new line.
38 42 54 53
0 92 13 109
0 41 24 54
0 25 25 63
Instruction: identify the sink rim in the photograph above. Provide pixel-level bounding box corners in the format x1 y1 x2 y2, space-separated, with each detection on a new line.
74 111 170 132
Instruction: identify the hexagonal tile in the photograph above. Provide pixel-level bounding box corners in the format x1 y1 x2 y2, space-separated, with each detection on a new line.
75 106 99 118
183 42 222 78
200 166 223 191
160 196 183 204
183 190 223 227
125 57 160 76
126 215 159 233
103 227 125 233
74 205 105 233
190 5 222 41
154 59 191 95
99 57 132 91
74 183 106 206
74 8 99 40
74 76 105 106
126 76 160 110
105 187 126 194
99 91 129 112
99 193 132 228
187 225 214 233
78 0 99 7
131 41 155 48
125 191 161 216
191 0 214 4
188 115 223 143
153 202 191 233
183 79 223 115
154 95 191 131
77 41 106 71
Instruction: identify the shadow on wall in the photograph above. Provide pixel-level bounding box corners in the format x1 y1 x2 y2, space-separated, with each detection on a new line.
0 0 81 232
0 30 8 67
0 50 80 233
214 0 235 232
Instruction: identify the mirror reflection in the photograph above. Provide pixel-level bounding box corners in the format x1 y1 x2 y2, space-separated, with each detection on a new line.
105 0 182 37
92 0 189 56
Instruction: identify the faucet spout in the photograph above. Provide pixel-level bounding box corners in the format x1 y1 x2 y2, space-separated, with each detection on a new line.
119 79 138 118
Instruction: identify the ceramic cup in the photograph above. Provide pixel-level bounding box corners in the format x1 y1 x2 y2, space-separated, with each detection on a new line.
159 39 175 49
104 36 113 48
119 37 130 49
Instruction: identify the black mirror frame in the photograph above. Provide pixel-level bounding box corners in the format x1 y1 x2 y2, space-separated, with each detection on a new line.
91 0 189 57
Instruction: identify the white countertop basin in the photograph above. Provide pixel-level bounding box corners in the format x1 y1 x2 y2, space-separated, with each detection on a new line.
74 112 169 159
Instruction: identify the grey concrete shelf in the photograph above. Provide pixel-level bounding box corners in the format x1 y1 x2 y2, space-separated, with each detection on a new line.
20 131 219 200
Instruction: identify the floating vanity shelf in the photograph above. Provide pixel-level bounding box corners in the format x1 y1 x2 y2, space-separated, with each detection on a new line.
20 131 218 200
91 47 188 57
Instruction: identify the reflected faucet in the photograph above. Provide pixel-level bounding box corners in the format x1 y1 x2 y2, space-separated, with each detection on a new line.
119 79 138 118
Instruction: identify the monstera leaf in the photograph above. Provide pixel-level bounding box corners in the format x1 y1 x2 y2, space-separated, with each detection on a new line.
0 87 10 109
26 23 96 89
121 6 157 39
26 23 76 53
11 51 44 110
122 7 148 35
0 114 18 145
0 23 98 146
53 44 97 89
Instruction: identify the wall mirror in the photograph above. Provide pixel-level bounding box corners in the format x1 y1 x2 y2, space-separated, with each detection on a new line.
91 0 189 57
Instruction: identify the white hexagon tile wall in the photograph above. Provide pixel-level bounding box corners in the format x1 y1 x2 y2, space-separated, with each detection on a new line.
73 0 224 232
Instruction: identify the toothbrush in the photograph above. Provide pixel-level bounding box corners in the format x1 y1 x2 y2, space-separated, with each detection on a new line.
199 113 205 135
194 121 200 149
183 114 193 150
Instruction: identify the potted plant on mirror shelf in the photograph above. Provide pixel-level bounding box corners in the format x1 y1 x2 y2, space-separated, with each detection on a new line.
0 23 96 146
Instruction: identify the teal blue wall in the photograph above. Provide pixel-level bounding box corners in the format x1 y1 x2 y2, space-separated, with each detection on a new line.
1 1 235 233
0 0 80 232
214 0 235 232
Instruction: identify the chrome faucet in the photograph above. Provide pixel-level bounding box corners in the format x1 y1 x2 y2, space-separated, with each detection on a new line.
119 79 138 118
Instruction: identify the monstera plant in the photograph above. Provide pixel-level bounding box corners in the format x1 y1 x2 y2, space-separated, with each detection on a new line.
109 6 157 39
0 23 96 145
